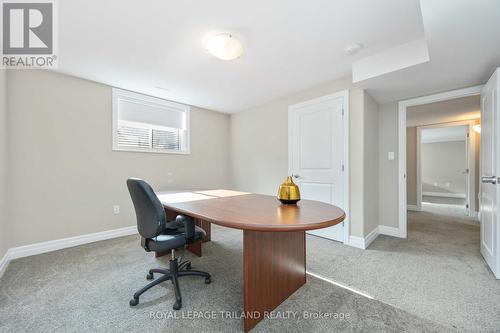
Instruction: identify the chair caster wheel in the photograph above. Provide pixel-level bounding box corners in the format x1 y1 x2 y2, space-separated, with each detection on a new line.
173 301 182 310
129 298 139 306
205 277 211 284
186 263 191 270
146 273 154 280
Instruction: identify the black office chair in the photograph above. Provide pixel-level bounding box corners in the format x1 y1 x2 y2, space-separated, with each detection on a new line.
126 178 211 310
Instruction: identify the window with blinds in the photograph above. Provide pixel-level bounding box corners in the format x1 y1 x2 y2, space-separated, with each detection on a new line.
112 89 190 154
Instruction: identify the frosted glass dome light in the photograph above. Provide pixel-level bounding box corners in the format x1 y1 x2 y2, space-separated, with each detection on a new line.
205 33 243 61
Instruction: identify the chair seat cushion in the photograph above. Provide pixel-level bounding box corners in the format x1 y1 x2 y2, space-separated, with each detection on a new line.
147 225 206 252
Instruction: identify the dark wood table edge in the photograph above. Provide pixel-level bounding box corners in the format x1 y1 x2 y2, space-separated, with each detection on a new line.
161 203 345 232
155 193 346 332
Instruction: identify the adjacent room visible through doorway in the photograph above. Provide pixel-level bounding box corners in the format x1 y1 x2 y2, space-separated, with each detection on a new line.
419 124 471 217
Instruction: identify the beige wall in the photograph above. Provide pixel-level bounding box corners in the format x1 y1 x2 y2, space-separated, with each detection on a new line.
3 70 383 249
406 95 480 127
230 76 376 238
421 141 467 194
406 127 417 205
363 93 379 235
378 103 399 229
6 70 230 247
380 103 482 231
0 70 7 258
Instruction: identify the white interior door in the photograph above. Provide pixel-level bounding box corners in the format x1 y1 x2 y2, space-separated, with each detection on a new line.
289 92 347 242
480 68 500 279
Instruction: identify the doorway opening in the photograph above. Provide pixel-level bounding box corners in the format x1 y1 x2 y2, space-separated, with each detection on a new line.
398 86 482 237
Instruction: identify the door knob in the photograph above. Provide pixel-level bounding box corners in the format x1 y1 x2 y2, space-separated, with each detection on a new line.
481 176 497 184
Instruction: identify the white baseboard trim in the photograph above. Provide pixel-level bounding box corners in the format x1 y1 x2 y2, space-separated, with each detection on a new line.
0 251 10 279
379 225 402 238
348 236 366 249
422 191 466 199
0 225 137 279
348 227 379 250
347 224 403 250
364 227 379 248
407 205 421 211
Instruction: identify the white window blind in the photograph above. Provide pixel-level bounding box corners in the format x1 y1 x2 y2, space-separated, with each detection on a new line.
152 128 181 150
112 89 190 154
116 123 150 149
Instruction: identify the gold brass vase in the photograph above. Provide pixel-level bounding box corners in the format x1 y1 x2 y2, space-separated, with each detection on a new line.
277 176 301 204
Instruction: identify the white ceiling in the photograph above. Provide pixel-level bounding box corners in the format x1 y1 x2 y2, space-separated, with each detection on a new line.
55 0 500 113
357 0 500 103
56 0 424 113
407 95 480 127
421 126 468 143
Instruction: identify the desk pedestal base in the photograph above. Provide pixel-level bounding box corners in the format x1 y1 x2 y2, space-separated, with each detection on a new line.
243 230 306 332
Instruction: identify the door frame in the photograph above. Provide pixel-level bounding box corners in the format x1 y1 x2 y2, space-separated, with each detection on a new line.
398 85 483 238
415 121 477 217
288 89 350 244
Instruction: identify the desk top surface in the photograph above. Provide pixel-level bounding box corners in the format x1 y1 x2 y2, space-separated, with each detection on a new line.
156 190 345 232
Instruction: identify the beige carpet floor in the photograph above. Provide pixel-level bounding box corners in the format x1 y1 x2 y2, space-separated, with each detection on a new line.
1 209 498 332
307 209 500 331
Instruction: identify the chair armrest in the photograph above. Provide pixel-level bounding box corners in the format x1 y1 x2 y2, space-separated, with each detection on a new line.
176 215 195 242
140 237 151 252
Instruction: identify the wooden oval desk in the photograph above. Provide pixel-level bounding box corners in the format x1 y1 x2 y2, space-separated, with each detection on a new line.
156 190 345 332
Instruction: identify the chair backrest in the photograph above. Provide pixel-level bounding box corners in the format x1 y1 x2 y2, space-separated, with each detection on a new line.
126 178 166 239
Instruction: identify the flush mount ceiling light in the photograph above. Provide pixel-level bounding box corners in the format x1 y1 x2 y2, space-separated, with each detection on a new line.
205 33 243 61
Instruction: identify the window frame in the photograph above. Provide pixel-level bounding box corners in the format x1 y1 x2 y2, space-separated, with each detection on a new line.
112 88 190 155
